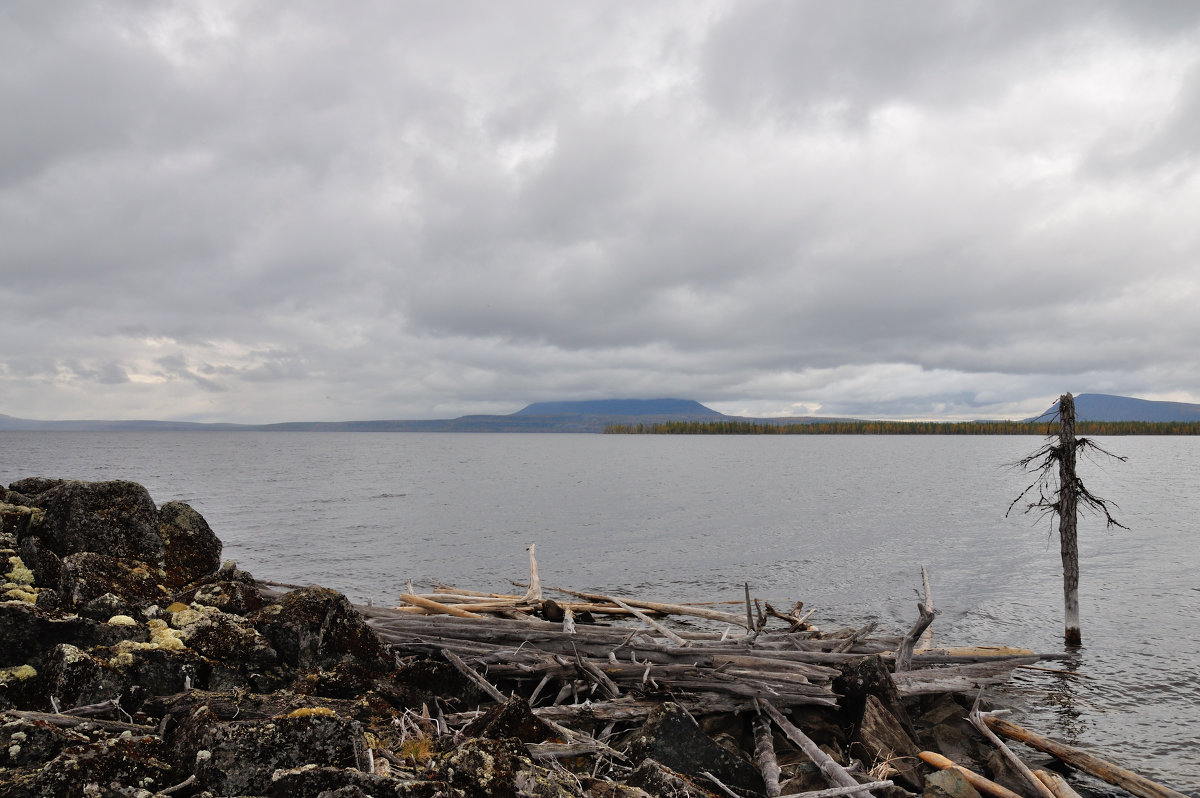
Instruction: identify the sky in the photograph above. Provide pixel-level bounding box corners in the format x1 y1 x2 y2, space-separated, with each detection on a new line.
3 2 1200 423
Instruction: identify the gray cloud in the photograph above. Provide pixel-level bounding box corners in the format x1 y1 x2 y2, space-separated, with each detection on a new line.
2 1 1199 423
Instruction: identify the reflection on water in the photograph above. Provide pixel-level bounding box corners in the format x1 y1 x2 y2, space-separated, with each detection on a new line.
3 431 1198 794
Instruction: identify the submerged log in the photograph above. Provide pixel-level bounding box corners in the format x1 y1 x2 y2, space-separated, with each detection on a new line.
985 717 1190 798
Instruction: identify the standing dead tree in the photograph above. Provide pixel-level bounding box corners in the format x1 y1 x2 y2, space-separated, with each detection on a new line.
1008 392 1126 645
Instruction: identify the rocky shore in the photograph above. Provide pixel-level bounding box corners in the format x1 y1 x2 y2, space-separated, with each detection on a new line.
0 478 1117 798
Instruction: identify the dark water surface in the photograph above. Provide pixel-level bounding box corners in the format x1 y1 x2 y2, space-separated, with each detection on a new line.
4 432 1198 793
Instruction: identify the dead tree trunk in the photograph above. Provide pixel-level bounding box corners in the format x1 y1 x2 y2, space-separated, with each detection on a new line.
1057 394 1081 646
1008 392 1126 647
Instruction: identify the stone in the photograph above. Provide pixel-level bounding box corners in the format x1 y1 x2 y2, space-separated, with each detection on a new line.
442 736 528 798
7 477 65 497
625 759 713 797
924 767 983 798
462 696 556 744
914 694 988 773
40 643 129 711
188 712 361 796
252 587 392 671
58 552 169 608
157 501 222 588
170 604 278 669
0 717 90 768
28 479 165 565
77 592 141 623
174 578 269 615
628 702 762 796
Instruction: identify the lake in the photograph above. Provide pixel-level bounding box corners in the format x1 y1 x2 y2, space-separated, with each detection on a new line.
3 431 1198 793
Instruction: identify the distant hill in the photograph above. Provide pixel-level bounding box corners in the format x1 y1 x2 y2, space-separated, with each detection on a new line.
1 399 727 433
1026 393 1200 423
514 398 721 417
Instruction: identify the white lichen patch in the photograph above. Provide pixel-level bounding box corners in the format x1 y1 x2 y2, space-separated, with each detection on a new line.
5 556 34 585
0 665 37 686
4 586 37 603
107 615 139 626
113 619 186 653
170 605 218 630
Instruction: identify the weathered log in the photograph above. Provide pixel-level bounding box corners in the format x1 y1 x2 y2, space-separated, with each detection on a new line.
760 700 878 798
985 717 1190 798
779 782 895 798
754 714 783 797
1034 769 1084 798
398 593 483 619
891 657 1040 697
920 565 934 649
441 648 506 702
551 586 749 627
919 751 1026 798
968 702 1056 798
895 602 937 672
4 710 156 735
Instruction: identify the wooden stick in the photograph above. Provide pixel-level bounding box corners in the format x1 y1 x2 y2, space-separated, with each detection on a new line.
440 649 506 703
918 751 1026 798
522 543 542 602
745 582 755 631
550 587 748 626
701 771 742 798
1035 770 1085 798
832 621 878 653
760 700 877 798
919 565 933 649
984 717 1190 798
399 593 483 619
604 595 690 647
968 700 1056 798
779 781 894 798
895 602 937 672
754 714 783 797
5 710 156 735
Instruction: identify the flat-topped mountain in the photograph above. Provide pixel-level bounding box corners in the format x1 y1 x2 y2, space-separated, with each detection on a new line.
1026 393 1200 423
514 398 722 417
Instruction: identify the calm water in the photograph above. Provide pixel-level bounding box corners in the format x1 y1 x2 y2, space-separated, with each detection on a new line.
3 432 1198 793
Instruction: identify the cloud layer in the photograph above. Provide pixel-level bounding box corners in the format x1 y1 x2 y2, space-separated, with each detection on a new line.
3 1 1199 422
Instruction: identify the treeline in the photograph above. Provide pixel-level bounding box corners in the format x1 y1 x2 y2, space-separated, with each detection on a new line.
604 419 1200 435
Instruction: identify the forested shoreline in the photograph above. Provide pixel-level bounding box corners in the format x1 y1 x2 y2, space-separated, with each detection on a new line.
604 419 1200 435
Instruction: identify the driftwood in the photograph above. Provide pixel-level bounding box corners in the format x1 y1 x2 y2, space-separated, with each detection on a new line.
985 717 1190 798
760 700 878 798
1034 769 1085 798
753 714 783 797
894 602 937 672
918 751 1025 798
967 700 1056 798
5 710 156 735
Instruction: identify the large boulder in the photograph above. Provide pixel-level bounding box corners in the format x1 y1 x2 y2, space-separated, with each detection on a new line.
252 587 391 671
26 480 165 565
628 702 763 797
157 501 222 588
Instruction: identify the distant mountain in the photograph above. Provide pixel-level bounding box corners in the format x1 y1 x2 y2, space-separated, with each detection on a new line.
514 398 722 417
1 399 727 433
1025 393 1200 423
0 414 249 432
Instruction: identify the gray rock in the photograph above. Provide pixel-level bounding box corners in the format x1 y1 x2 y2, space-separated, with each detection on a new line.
924 767 983 798
29 479 165 565
628 702 762 796
158 501 222 588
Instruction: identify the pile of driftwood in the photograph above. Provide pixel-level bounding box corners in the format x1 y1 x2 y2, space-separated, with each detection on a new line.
352 549 1190 798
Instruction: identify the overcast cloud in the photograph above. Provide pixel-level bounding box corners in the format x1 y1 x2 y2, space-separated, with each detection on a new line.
3 1 1199 422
